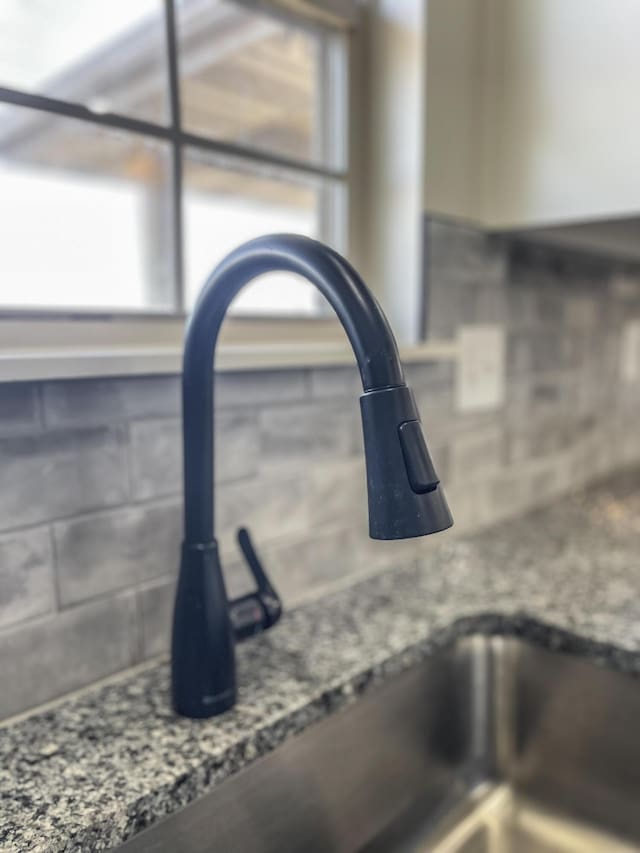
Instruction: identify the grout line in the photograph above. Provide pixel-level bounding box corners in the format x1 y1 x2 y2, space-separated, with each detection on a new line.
48 523 62 613
0 585 137 637
303 366 313 401
132 582 145 665
123 420 135 503
34 380 46 432
0 518 59 540
1 494 184 536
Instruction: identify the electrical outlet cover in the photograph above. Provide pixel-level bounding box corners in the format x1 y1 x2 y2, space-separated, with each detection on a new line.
620 320 640 383
456 325 506 412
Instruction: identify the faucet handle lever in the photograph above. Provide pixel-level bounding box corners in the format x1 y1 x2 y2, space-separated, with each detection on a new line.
229 527 282 641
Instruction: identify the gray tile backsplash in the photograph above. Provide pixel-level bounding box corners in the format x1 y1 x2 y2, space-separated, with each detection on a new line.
308 365 361 399
216 368 308 409
53 501 181 607
128 418 182 501
0 427 129 530
0 527 55 629
259 399 358 462
0 384 42 438
0 591 137 719
137 577 175 660
42 376 181 429
1 217 640 718
216 472 310 556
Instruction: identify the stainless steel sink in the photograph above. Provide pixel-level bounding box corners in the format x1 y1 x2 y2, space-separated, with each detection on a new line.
119 637 640 852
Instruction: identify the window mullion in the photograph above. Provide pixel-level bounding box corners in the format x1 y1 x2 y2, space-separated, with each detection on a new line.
0 0 350 321
165 0 185 313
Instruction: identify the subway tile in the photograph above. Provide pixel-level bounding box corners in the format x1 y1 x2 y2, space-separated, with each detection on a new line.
506 283 540 330
0 591 137 719
244 523 424 611
448 423 505 484
610 417 640 467
526 460 569 508
216 369 308 409
0 383 42 438
403 361 455 395
138 577 175 660
487 472 529 523
429 278 507 331
449 408 499 438
0 427 128 532
503 426 530 465
474 279 509 326
505 376 536 418
306 458 367 529
424 278 469 339
536 286 564 326
215 409 259 484
560 331 593 372
532 417 575 458
413 388 455 432
122 376 181 420
506 371 577 421
216 473 310 556
440 483 487 535
259 400 358 464
611 269 640 301
425 218 508 337
426 271 507 339
429 442 451 486
508 423 566 466
427 219 506 288
129 410 258 500
513 242 610 292
530 377 564 406
129 418 182 500
528 331 564 373
565 296 598 329
54 501 181 606
509 242 566 289
42 375 180 428
507 333 533 376
259 528 354 607
0 527 55 629
504 405 579 465
570 427 617 486
309 365 361 399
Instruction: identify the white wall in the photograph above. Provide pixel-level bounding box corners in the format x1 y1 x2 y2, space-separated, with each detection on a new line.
423 0 489 222
424 0 640 229
489 0 640 227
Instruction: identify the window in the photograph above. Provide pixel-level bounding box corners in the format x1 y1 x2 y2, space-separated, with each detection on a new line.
0 0 349 317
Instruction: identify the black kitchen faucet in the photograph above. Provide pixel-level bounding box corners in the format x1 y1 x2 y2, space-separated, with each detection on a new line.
172 234 452 718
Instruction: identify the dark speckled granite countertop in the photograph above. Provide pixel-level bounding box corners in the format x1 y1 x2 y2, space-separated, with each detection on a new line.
1 470 639 852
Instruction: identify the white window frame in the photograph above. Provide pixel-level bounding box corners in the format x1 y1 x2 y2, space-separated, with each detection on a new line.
0 0 449 381
0 1 361 373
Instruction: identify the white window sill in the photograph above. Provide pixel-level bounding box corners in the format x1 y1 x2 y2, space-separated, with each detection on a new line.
0 340 458 382
0 314 457 381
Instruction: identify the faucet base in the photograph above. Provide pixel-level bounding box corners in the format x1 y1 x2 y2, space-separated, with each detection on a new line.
171 541 237 719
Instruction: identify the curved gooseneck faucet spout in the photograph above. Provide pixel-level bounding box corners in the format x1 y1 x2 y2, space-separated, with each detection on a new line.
172 234 452 718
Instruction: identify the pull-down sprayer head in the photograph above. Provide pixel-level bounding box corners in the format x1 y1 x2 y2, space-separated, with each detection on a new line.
360 384 451 539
